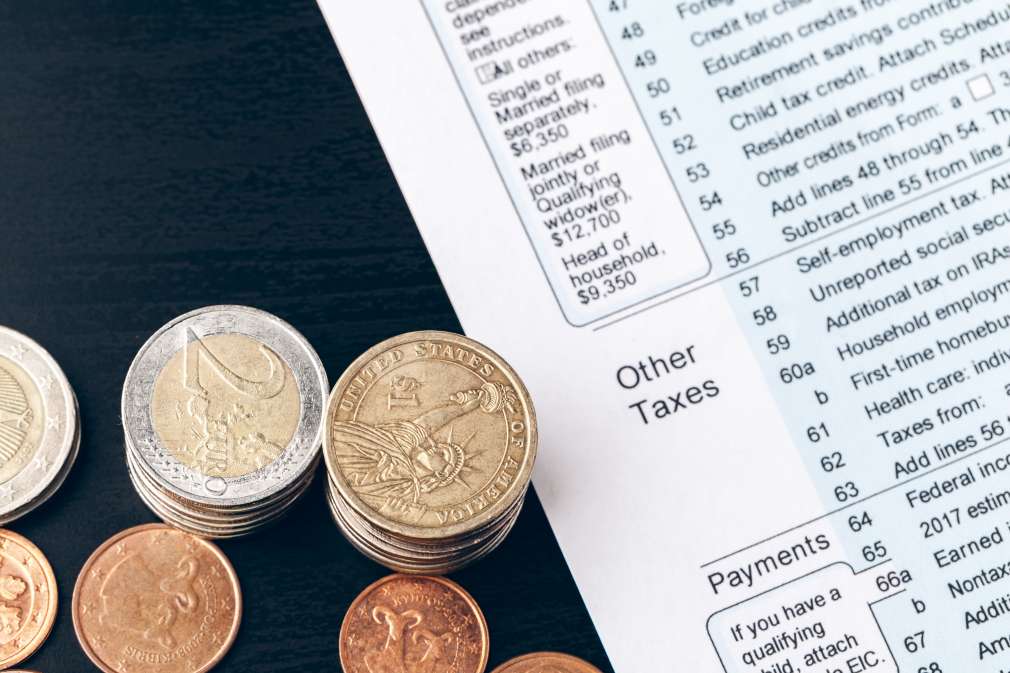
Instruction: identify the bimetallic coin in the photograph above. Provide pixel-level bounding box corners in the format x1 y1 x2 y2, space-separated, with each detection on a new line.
152 333 302 479
325 331 537 540
0 327 79 523
0 530 58 669
124 306 326 506
73 524 241 673
122 305 327 537
126 452 315 539
0 417 79 526
340 575 489 673
490 652 605 673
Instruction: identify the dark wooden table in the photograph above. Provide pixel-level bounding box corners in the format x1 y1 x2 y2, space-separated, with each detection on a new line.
0 2 612 671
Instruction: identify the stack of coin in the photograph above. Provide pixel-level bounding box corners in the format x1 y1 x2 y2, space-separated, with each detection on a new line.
0 326 80 523
73 523 241 673
324 331 536 573
122 305 328 538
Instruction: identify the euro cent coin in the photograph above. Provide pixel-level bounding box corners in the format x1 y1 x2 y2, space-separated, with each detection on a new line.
340 574 489 673
72 523 241 673
324 330 537 541
490 652 605 673
0 529 58 670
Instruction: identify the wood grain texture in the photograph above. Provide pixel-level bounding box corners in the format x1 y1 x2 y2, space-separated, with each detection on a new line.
0 1 614 671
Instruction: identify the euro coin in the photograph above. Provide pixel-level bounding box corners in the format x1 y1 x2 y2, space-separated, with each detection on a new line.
340 574 489 673
0 326 80 524
0 529 58 669
490 652 605 673
73 524 241 673
122 305 327 537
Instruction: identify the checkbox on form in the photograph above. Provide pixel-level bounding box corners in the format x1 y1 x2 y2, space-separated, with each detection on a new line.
475 62 501 85
968 74 996 101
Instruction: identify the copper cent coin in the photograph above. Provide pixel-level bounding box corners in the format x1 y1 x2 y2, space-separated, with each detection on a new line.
72 524 241 673
340 574 489 673
0 530 57 669
490 652 604 673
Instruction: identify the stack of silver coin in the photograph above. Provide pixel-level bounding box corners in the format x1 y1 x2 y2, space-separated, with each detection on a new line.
122 305 328 538
0 326 80 523
323 331 537 574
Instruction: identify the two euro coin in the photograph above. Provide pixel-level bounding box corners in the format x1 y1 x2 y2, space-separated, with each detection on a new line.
0 326 79 524
122 306 327 538
324 331 536 574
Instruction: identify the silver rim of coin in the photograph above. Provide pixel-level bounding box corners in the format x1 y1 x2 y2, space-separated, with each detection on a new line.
122 305 327 513
125 447 318 538
129 461 315 538
0 326 80 523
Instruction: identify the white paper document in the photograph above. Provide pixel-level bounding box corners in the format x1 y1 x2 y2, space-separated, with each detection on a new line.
319 1 1010 670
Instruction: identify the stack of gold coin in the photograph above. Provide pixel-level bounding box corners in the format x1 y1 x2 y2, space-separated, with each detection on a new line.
122 306 328 538
324 331 536 574
0 326 80 524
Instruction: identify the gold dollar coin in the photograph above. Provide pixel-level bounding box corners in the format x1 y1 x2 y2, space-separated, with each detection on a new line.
0 530 57 670
490 652 605 673
324 330 537 540
72 524 242 673
339 574 489 673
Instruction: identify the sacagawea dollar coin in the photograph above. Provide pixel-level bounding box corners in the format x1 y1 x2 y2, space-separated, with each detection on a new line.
0 326 80 524
324 330 536 572
73 524 241 673
122 305 327 536
327 484 521 575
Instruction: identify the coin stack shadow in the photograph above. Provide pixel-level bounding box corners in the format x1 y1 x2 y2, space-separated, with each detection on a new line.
121 306 328 538
323 331 537 574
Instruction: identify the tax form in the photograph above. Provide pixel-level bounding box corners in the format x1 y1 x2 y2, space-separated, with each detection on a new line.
318 1 1010 670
